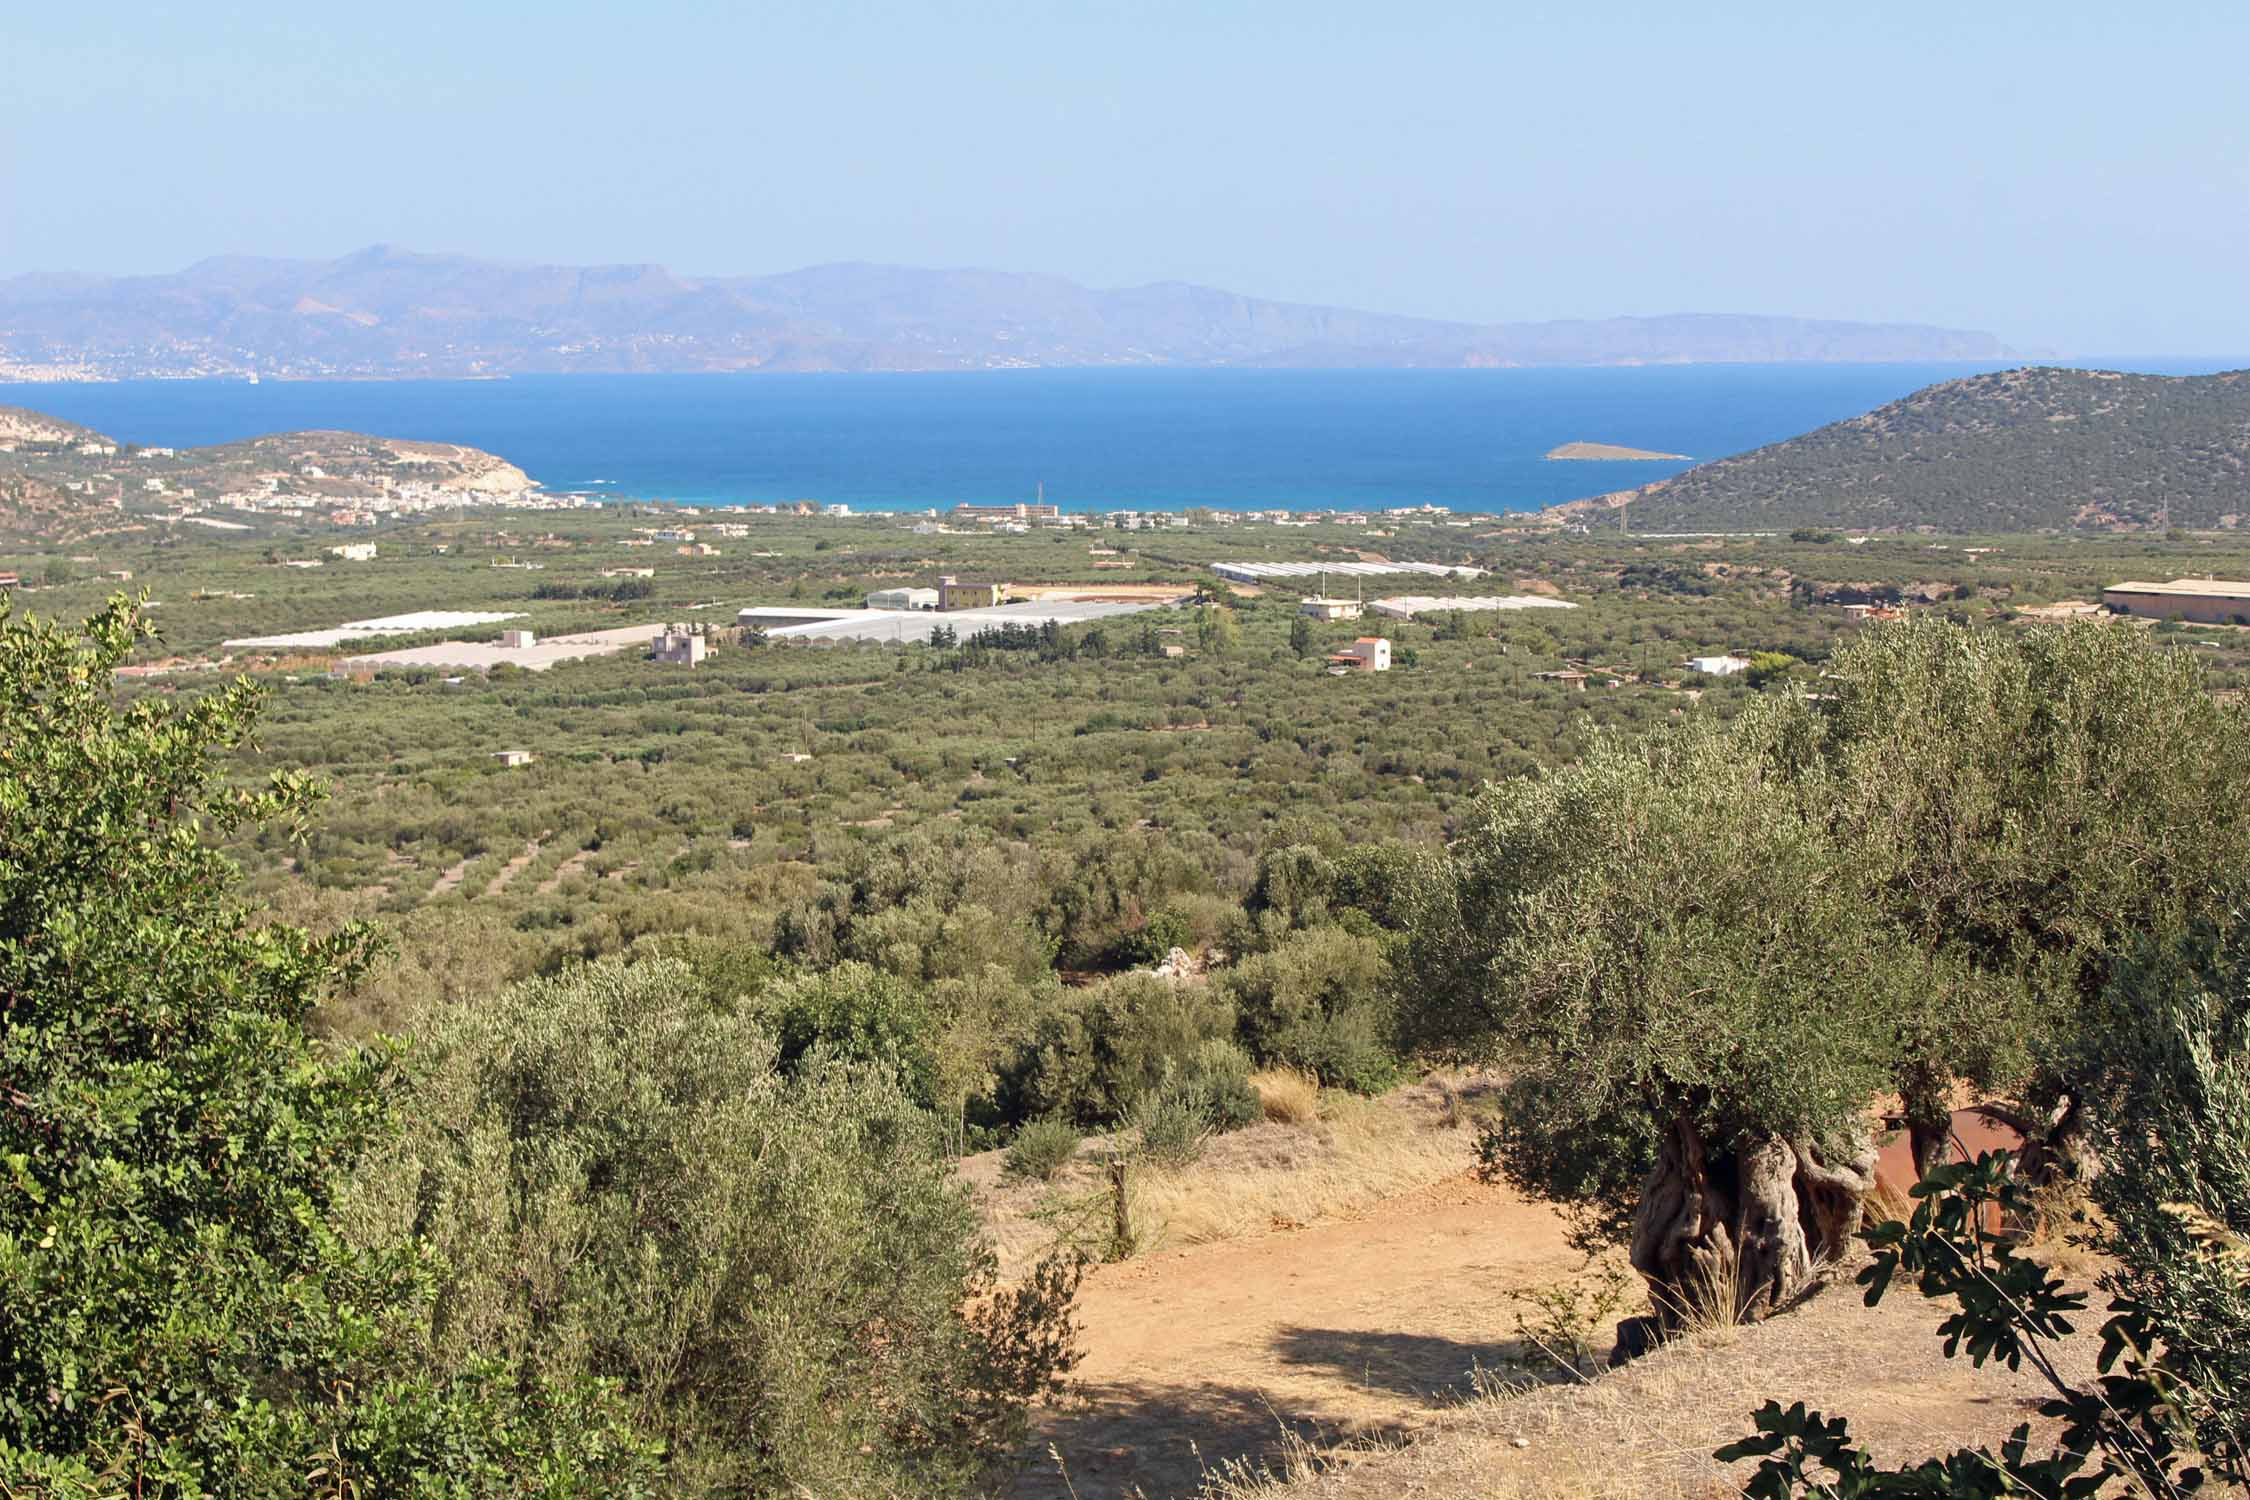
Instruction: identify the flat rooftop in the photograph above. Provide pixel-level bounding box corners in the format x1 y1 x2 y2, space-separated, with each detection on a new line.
226 609 524 650
740 598 1169 644
1213 561 1487 581
343 624 669 673
2104 579 2250 597
1370 594 1578 617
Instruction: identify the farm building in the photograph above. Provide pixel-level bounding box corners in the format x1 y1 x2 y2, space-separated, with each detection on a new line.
2102 578 2250 625
653 627 708 666
491 750 534 768
1299 597 1363 621
867 586 942 610
1686 654 1752 677
938 577 1012 610
1326 637 1392 674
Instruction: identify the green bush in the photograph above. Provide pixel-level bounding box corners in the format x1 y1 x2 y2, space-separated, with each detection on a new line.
1129 1079 1215 1167
353 955 1081 1498
2076 915 2250 1472
1177 1036 1263 1133
1108 907 1192 968
0 599 656 1493
1221 926 1400 1091
1003 1116 1085 1183
759 958 940 1104
996 972 1239 1128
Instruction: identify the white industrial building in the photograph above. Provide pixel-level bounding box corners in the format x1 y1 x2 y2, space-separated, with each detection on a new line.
1368 594 1579 620
1214 560 1485 584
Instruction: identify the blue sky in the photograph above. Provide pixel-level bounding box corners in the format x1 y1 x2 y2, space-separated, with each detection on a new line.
3 0 2245 354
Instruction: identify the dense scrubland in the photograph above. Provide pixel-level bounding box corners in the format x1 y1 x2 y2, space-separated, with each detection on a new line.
5 508 2250 1496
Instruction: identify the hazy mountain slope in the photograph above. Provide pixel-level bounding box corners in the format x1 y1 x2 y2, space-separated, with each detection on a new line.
1552 366 2250 532
0 247 2014 379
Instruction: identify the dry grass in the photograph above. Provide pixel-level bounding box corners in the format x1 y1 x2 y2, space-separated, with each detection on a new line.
1124 1079 1491 1255
1251 1069 1323 1126
2019 1180 2113 1281
966 1072 1492 1277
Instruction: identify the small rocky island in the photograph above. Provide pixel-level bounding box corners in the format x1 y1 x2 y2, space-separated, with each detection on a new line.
1544 440 1689 461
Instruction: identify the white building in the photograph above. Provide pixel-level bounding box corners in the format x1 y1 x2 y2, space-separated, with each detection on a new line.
326 543 377 562
1686 654 1753 677
491 750 534 768
499 629 537 649
654 627 707 666
1299 597 1364 621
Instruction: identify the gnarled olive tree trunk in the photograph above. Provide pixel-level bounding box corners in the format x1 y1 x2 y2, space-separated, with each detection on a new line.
1628 1114 1876 1333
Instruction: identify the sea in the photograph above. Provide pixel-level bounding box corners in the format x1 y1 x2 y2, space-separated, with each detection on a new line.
11 360 2241 515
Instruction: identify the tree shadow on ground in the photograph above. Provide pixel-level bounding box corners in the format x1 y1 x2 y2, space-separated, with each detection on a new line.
1270 1324 1549 1402
1010 1377 1348 1500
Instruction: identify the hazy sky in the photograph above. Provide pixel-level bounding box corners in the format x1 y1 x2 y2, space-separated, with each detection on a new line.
4 1 2246 354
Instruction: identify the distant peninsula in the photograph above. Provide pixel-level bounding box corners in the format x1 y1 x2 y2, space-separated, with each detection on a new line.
1544 441 1688 461
0 403 542 539
0 245 2019 381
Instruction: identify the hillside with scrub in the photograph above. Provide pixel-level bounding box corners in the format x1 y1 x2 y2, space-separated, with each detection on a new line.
4 506 2250 1496
1553 365 2250 532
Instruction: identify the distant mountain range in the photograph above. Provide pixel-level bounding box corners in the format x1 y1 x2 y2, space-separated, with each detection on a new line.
0 246 2016 380
1549 366 2250 532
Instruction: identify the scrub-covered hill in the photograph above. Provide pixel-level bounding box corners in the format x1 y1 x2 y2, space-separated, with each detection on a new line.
1550 366 2250 532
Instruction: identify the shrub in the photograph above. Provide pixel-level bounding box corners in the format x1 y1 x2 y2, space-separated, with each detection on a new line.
1177 1036 1263 1133
1221 926 1400 1092
1130 1080 1215 1168
353 955 1081 1497
759 958 941 1104
996 973 1239 1127
2075 915 2250 1472
1004 1116 1085 1183
1109 907 1193 968
0 599 655 1491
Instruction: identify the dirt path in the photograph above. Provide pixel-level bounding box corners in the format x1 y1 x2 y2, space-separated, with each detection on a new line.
1014 1171 1579 1500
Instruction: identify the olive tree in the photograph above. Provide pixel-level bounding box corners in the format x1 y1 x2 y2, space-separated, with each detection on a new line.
1439 710 1913 1318
1813 617 2250 1177
352 955 1080 1498
1402 617 2250 1329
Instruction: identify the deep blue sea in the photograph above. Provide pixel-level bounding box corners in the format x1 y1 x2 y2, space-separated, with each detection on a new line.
10 361 2241 515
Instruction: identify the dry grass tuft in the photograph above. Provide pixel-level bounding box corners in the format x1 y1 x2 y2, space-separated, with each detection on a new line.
1251 1069 1323 1126
1863 1175 1915 1230
2020 1179 2112 1280
1646 1237 1754 1340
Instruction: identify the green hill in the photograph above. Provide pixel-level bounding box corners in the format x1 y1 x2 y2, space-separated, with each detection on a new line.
1551 366 2250 532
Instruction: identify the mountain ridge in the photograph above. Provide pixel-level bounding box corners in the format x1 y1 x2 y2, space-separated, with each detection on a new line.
0 246 2016 380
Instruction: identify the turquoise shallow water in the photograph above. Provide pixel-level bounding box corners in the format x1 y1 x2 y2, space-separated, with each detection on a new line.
9 361 2238 514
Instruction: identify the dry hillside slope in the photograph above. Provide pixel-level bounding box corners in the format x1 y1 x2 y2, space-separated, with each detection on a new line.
1550 365 2250 532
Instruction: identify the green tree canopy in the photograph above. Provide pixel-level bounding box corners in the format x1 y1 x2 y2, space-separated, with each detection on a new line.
351 955 1079 1497
0 598 653 1494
